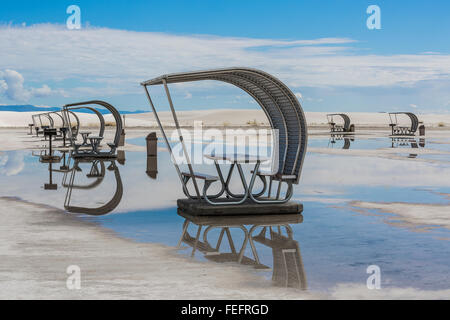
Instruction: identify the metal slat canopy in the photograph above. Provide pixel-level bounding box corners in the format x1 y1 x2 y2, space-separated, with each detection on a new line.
141 68 308 185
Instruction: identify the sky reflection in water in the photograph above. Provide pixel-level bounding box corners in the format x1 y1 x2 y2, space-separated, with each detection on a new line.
0 134 449 293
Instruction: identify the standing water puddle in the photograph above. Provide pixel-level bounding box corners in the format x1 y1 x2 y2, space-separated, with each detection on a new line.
1 134 449 294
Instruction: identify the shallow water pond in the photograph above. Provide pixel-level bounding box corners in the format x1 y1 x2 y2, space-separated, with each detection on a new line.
1 133 449 294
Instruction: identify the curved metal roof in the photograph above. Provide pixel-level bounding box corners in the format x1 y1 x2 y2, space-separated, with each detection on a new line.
142 67 308 184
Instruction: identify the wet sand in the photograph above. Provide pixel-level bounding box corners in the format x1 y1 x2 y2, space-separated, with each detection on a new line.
0 196 321 299
2 196 449 299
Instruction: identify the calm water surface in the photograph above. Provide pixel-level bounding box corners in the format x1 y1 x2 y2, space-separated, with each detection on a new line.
1 134 449 294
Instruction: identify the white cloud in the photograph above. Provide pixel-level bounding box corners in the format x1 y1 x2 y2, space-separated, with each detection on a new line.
0 69 55 102
306 97 324 102
0 80 7 93
184 92 192 99
301 154 450 188
0 24 449 110
0 24 449 90
0 151 25 176
0 69 31 101
32 84 52 97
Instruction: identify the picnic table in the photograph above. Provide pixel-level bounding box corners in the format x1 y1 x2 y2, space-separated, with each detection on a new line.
88 136 103 153
79 131 92 146
201 153 270 205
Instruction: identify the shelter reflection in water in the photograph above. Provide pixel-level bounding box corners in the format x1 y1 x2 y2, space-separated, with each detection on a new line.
390 137 425 159
177 211 307 290
62 156 124 216
38 149 63 190
328 134 354 149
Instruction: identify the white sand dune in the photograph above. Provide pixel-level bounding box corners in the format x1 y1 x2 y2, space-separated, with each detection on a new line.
1 110 450 128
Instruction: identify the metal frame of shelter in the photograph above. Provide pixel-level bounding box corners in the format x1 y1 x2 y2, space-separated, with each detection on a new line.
64 110 81 138
141 68 308 204
326 113 354 133
388 112 419 136
32 111 80 138
32 113 54 133
44 111 64 128
62 100 123 157
64 106 106 140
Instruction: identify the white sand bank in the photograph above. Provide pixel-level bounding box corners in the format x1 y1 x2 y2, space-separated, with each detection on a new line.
0 197 321 300
1 197 448 299
122 111 450 128
2 110 450 128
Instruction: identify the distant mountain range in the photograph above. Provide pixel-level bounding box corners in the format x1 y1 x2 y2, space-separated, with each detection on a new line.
0 105 147 114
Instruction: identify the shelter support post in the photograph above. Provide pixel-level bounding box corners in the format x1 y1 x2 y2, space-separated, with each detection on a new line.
162 79 202 200
143 85 197 199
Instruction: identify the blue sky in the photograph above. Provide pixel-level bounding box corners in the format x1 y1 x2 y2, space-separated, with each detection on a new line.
0 0 449 112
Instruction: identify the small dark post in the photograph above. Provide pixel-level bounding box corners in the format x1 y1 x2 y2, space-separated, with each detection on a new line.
60 151 69 171
119 129 126 147
419 138 425 148
41 125 50 140
349 124 355 133
43 128 58 161
118 114 126 147
60 127 68 147
419 123 425 136
117 150 126 165
146 132 158 179
44 129 56 155
44 162 57 190
389 123 396 136
28 124 34 135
